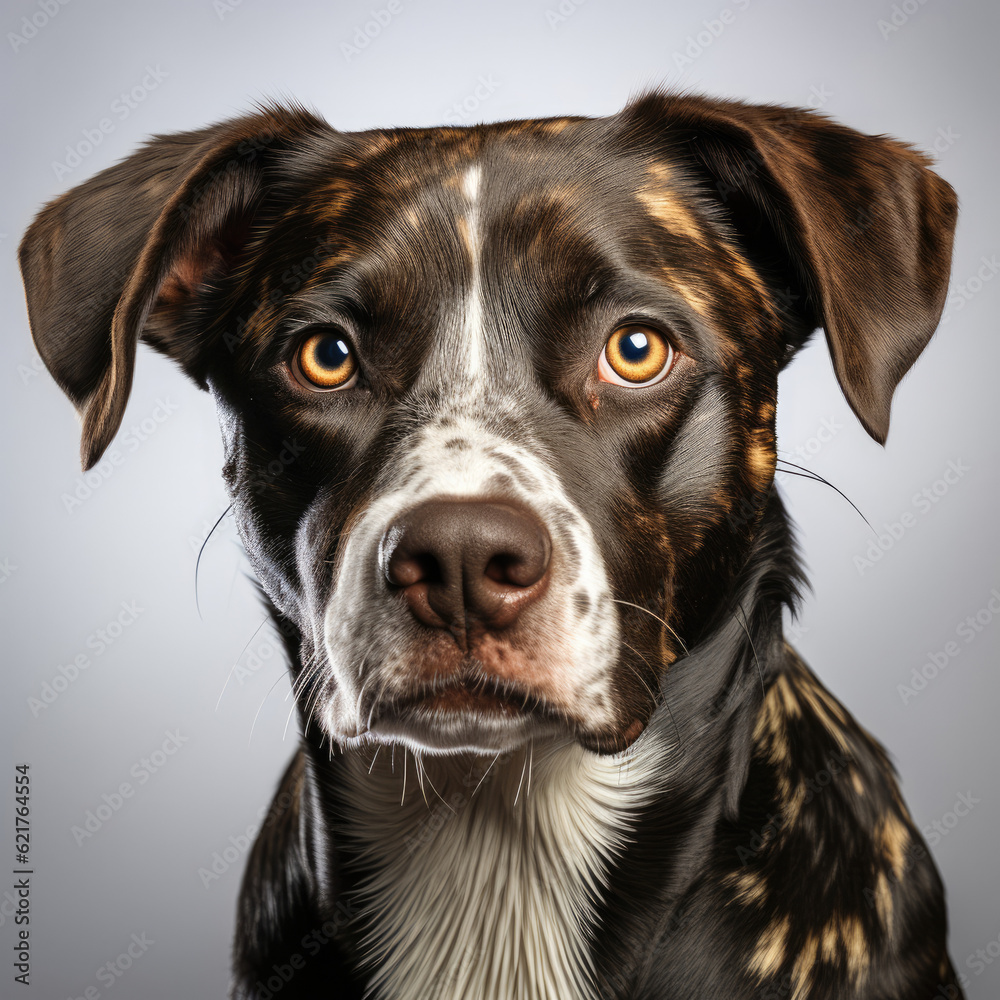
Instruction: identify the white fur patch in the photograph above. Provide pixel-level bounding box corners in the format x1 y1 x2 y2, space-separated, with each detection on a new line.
461 164 483 377
338 732 665 1000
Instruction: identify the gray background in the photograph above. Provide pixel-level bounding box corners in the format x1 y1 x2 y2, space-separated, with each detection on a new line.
1 0 997 995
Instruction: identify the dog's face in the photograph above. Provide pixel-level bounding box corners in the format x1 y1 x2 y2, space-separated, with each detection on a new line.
20 93 956 756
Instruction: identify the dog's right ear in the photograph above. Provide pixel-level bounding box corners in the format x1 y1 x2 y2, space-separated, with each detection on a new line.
19 105 330 470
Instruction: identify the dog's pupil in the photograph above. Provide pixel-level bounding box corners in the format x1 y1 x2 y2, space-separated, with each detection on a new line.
620 331 649 362
315 337 350 370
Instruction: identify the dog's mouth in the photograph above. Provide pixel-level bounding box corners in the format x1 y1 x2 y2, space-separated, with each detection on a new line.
392 675 551 717
361 674 568 754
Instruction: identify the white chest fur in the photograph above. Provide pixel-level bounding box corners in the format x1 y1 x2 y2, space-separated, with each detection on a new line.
336 735 663 1000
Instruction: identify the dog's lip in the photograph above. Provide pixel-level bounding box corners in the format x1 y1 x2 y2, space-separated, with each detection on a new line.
375 676 555 722
379 679 552 716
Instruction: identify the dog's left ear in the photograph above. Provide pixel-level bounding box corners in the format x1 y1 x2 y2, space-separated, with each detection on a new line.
621 93 958 443
19 105 331 470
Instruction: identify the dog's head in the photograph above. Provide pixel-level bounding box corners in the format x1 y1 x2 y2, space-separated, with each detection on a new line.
20 93 955 756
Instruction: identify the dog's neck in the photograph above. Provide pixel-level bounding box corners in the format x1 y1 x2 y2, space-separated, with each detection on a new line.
328 735 667 1000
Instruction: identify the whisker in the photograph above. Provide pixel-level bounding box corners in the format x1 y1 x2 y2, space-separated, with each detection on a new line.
620 640 682 750
215 615 270 711
513 747 529 807
248 671 290 746
619 641 660 704
734 602 765 698
472 751 503 798
419 761 452 811
195 504 233 620
414 752 430 809
776 459 873 532
612 599 689 656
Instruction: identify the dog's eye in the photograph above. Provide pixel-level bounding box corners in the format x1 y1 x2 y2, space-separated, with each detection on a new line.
293 329 358 391
598 325 674 387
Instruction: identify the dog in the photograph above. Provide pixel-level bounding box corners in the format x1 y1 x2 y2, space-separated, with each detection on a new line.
20 91 961 999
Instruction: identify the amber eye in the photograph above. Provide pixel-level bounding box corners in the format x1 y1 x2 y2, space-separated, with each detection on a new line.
598 325 674 387
293 329 358 391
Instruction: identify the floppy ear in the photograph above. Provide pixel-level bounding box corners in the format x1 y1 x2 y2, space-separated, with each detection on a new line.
622 93 958 443
19 105 330 470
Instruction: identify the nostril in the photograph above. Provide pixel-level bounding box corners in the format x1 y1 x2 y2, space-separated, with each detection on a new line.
386 551 443 588
484 550 547 588
484 555 513 585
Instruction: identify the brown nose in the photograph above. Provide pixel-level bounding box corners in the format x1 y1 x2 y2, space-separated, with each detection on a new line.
381 499 552 637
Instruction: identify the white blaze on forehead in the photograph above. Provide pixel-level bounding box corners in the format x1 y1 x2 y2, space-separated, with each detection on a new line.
462 163 480 202
460 164 484 378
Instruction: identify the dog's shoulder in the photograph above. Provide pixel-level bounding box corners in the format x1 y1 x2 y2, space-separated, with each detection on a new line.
705 645 957 997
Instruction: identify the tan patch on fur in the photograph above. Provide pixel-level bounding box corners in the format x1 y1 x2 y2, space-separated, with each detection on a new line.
841 914 870 984
749 915 790 979
746 427 776 491
878 813 910 881
637 162 709 246
815 915 871 987
658 268 712 314
728 871 768 906
786 663 852 754
790 934 817 1000
873 872 894 938
456 214 473 254
314 177 357 222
